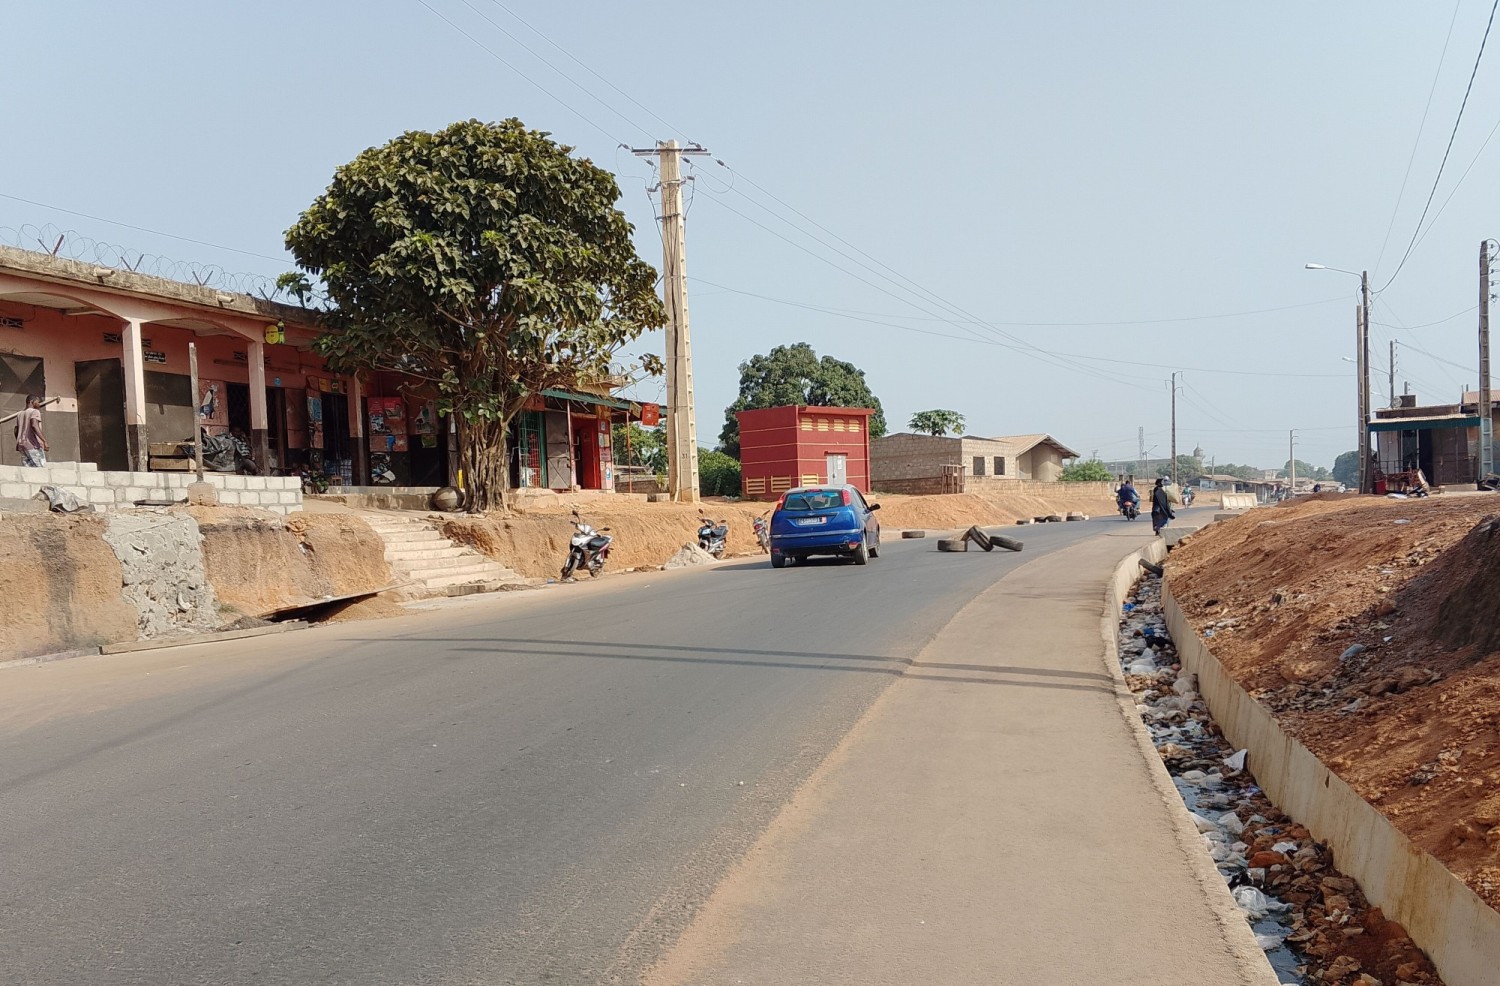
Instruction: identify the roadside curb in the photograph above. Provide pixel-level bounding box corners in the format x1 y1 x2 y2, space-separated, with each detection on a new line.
99 621 310 655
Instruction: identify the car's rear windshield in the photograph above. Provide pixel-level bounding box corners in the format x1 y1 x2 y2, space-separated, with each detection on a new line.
782 490 843 512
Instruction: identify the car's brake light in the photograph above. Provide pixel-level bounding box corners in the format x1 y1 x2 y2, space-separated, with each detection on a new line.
841 488 852 506
775 493 787 510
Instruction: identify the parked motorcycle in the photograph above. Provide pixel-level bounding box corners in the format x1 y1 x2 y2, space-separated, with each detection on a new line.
561 511 613 581
697 512 729 559
752 512 770 553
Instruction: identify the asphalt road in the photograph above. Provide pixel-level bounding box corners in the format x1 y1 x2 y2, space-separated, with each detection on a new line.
0 515 1136 985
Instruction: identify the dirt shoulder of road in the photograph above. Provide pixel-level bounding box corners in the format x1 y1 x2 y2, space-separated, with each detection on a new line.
439 487 1120 580
1165 493 1500 909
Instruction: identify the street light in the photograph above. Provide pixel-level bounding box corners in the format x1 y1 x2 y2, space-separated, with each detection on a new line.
1143 444 1158 478
1306 263 1372 493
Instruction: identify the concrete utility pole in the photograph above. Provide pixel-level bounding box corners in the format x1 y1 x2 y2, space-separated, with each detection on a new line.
1169 372 1179 486
1481 241 1494 482
634 139 709 502
1289 430 1297 492
1137 426 1145 478
1389 340 1397 408
1359 271 1371 493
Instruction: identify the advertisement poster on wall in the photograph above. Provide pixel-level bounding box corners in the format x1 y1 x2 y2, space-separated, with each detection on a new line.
198 379 229 435
368 397 408 452
409 400 437 436
307 394 324 449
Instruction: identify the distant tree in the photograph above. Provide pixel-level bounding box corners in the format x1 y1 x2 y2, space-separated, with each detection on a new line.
719 343 886 458
1331 450 1359 487
613 423 665 476
698 448 742 497
1216 463 1264 481
283 118 664 511
1279 459 1331 481
908 409 965 437
1060 458 1115 482
1154 454 1205 481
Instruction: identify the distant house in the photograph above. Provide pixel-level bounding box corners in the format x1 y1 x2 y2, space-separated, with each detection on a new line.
1369 391 1500 487
870 431 1079 494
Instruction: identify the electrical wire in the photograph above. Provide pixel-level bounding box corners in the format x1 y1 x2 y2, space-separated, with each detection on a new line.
1373 0 1464 276
1378 0 1500 293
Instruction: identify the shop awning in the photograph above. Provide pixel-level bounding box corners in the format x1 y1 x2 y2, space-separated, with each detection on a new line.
540 388 632 410
1368 414 1479 433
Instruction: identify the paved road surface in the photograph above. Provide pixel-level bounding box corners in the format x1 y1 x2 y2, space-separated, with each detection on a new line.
1 517 1121 985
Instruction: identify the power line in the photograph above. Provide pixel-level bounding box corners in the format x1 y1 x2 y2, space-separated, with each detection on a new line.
0 192 289 265
1373 0 1464 276
1379 0 1500 292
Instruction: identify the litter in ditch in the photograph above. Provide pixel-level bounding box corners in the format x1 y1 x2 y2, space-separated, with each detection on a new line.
1119 572 1443 986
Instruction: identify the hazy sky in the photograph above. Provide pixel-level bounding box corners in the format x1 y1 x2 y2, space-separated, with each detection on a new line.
7 1 1499 470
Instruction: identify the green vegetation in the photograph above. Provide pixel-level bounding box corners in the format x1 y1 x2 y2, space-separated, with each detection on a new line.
719 343 886 458
908 409 965 437
698 448 742 497
1060 458 1115 482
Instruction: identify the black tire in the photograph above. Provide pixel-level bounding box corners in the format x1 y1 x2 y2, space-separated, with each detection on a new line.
937 538 968 552
771 552 787 569
853 541 869 565
869 540 879 558
561 551 579 579
991 534 1024 552
901 530 927 539
965 525 994 551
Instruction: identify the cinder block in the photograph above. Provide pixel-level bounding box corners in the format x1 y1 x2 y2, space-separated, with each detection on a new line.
101 471 134 488
45 465 78 485
18 467 48 483
222 475 244 490
76 461 98 474
278 491 298 504
122 487 153 504
88 488 117 505
0 465 21 483
0 482 33 499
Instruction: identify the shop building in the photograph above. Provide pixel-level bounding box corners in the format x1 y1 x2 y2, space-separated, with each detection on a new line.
0 244 650 495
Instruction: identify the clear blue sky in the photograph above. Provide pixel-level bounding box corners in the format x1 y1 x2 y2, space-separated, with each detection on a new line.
6 1 1498 470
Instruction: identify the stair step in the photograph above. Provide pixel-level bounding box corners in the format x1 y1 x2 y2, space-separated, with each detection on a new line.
375 529 448 544
396 553 494 573
385 545 470 562
420 565 513 588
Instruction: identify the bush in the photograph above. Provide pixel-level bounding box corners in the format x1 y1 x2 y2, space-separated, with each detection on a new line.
698 449 742 497
1059 458 1114 482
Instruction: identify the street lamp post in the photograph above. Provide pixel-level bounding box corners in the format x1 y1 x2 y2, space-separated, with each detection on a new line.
1305 264 1371 493
1143 445 1158 479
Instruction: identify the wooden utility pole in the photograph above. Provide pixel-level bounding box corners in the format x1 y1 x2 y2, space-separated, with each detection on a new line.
1359 271 1372 493
1481 241 1493 482
634 140 709 502
1390 340 1397 408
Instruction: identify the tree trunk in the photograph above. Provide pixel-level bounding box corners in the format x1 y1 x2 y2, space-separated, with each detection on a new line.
457 415 508 513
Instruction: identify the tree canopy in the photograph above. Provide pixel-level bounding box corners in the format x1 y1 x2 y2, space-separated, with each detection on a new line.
1331 450 1359 486
1280 459 1332 481
908 409 965 436
1059 458 1114 482
718 343 886 458
284 118 664 510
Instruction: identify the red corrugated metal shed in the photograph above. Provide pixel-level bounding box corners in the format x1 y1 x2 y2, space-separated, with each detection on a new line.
736 405 874 500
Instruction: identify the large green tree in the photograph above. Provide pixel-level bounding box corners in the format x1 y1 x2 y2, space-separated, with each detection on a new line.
1279 459 1332 481
284 118 665 511
718 343 886 458
1060 458 1114 482
908 409 965 436
1331 450 1359 487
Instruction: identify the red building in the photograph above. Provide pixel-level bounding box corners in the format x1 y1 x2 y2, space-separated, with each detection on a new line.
736 405 874 500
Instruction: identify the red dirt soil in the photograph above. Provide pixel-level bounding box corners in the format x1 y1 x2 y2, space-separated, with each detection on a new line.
1167 494 1500 910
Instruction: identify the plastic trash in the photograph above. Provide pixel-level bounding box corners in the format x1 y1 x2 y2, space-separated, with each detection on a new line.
1254 931 1286 951
1340 644 1367 660
1218 811 1246 836
1272 841 1299 855
1190 812 1219 834
1232 885 1286 920
1223 749 1248 773
1172 673 1197 696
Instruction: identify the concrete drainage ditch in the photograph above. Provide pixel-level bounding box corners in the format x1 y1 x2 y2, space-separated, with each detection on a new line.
1119 571 1443 986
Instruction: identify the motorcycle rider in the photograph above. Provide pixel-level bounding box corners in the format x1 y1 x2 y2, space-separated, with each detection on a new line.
1116 479 1140 514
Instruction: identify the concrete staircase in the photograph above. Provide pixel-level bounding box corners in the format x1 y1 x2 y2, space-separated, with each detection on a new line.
359 512 528 597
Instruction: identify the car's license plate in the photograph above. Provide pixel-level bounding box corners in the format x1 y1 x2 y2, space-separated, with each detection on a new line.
794 516 828 526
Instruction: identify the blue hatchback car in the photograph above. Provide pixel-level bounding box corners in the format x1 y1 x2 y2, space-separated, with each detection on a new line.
768 485 882 568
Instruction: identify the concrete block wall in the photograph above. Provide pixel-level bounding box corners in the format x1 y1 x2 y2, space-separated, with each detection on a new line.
0 461 302 515
870 434 962 485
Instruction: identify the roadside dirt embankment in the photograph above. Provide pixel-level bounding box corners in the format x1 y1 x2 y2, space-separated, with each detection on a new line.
1167 494 1500 909
193 507 398 622
441 487 1119 580
0 513 137 659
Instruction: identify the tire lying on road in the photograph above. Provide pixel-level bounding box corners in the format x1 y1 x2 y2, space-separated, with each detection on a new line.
990 533 1024 552
1065 512 1087 521
901 530 927 539
936 538 968 552
963 525 994 551
1045 514 1064 523
1015 518 1033 525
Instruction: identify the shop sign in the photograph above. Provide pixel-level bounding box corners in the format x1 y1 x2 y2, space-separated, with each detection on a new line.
640 402 661 427
144 350 167 364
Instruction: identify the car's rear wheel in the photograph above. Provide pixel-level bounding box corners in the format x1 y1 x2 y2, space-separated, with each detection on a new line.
771 551 787 569
853 541 869 565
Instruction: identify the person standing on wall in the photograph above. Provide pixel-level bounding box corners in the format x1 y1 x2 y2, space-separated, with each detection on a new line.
13 394 48 467
1151 476 1174 536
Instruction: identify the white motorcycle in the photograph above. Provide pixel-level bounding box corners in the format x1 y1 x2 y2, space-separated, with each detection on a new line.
561 511 613 581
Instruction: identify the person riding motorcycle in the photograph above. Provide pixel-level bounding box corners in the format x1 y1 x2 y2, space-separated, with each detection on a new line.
1116 481 1139 510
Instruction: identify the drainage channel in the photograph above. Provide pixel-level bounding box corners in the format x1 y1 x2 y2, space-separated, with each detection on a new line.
1119 571 1443 986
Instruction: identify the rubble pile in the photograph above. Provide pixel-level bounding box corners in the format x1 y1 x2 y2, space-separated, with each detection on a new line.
1119 574 1443 986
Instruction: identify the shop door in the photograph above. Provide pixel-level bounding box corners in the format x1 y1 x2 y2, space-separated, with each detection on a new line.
74 359 128 471
825 452 848 486
2 355 46 467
